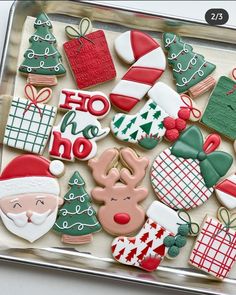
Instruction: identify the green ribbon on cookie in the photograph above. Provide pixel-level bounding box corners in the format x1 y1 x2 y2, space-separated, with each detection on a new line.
171 126 233 188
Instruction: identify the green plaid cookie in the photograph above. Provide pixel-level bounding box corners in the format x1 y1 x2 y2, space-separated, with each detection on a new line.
4 97 57 154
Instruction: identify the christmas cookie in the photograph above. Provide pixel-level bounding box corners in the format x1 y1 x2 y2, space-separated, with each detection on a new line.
88 147 149 236
63 18 116 89
4 84 56 155
111 201 199 272
110 30 166 112
151 126 233 210
19 12 66 86
54 171 101 244
189 207 236 280
49 110 110 161
201 69 236 141
111 82 201 149
215 174 236 210
0 155 64 242
163 32 216 98
59 88 110 119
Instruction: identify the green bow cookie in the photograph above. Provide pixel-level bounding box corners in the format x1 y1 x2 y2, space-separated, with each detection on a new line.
171 126 233 188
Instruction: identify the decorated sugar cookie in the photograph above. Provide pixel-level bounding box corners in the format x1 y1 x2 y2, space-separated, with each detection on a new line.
189 207 236 280
201 69 236 141
112 201 199 272
88 147 149 236
63 18 116 89
59 88 110 119
110 30 166 112
151 126 233 210
53 171 101 244
111 82 201 149
163 32 216 97
49 110 110 161
215 174 236 210
4 84 56 155
19 12 66 86
0 155 64 242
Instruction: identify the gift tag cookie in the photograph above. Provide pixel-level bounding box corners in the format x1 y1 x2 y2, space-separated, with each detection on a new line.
88 147 149 236
59 88 110 119
111 82 201 149
201 69 236 141
163 32 216 97
215 174 236 210
63 18 116 89
4 84 56 155
110 30 166 112
189 207 236 280
0 155 64 242
151 126 233 210
49 110 110 161
111 201 199 272
19 12 66 86
54 171 101 244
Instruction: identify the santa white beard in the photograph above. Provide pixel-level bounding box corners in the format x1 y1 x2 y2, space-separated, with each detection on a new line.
0 209 58 243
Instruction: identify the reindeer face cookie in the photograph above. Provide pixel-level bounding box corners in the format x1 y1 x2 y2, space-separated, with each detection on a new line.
88 148 149 236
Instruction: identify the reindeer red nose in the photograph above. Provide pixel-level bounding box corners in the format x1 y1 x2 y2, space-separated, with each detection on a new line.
114 213 130 224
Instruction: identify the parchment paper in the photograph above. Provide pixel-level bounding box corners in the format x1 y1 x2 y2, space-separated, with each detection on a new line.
1 16 236 274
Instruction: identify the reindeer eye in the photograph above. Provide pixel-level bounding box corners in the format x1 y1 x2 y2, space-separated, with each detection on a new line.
123 197 131 200
36 200 45 205
111 198 117 201
13 203 22 208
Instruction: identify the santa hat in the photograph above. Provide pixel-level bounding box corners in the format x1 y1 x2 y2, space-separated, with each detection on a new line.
215 174 236 210
0 155 64 198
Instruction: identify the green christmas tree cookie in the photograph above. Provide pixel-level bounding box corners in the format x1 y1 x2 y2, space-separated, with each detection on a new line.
19 12 66 86
163 32 216 97
54 171 101 244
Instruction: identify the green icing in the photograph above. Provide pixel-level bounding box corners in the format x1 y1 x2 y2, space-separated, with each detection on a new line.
138 136 160 150
153 111 161 119
177 224 189 236
140 122 152 134
19 12 66 76
168 245 180 258
201 76 236 140
175 235 187 248
53 171 101 236
113 115 125 128
163 32 216 93
163 235 175 247
141 112 148 119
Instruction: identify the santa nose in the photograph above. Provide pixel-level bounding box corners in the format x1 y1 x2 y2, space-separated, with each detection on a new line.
26 211 33 218
114 213 130 224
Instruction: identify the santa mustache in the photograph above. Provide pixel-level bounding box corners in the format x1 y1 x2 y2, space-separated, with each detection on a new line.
6 210 51 227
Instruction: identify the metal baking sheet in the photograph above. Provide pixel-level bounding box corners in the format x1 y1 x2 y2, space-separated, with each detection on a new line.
1 1 236 294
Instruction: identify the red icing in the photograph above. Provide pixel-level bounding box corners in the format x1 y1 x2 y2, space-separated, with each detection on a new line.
113 213 131 224
125 247 137 262
178 108 190 120
73 137 93 159
216 179 236 198
87 95 110 117
203 134 221 154
115 248 125 260
175 118 186 131
165 129 180 142
131 30 159 60
163 117 175 129
155 228 165 239
140 232 149 243
110 93 139 112
50 131 72 160
153 244 166 256
139 256 162 272
123 67 163 86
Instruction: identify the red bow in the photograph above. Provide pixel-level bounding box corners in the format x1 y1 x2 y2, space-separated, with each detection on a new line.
179 94 201 119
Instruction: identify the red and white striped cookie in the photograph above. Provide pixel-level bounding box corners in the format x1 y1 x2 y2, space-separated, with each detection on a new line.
215 174 236 210
110 30 166 112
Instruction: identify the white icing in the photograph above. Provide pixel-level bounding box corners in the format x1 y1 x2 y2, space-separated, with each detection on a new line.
49 160 64 176
26 48 57 59
135 47 166 70
60 205 93 216
64 193 86 201
112 80 150 100
55 220 99 230
168 43 189 61
33 34 56 42
173 54 197 73
21 62 62 72
34 19 51 27
176 62 206 87
164 35 176 47
114 31 135 64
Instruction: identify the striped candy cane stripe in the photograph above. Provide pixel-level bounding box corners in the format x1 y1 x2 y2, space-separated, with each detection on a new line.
110 31 166 112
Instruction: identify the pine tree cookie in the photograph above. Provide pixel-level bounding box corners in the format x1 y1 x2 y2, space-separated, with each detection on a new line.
111 82 201 149
88 147 149 236
163 32 216 98
19 12 66 86
151 126 233 210
54 171 101 244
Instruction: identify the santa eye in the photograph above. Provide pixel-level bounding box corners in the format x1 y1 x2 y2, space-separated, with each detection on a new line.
13 203 22 208
123 197 131 200
36 200 45 205
111 198 117 201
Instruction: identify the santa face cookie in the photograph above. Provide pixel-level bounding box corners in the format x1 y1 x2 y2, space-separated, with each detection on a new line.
151 126 233 210
88 147 149 236
0 155 64 242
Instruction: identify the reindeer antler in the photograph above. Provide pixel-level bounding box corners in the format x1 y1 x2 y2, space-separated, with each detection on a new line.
88 148 120 188
120 148 149 187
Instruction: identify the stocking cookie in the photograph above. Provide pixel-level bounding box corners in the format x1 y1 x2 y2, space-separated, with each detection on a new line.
0 155 64 242
4 84 56 155
111 82 201 149
19 12 66 86
163 32 216 97
151 126 233 210
110 30 166 112
54 171 101 244
111 201 199 272
189 207 236 280
88 147 149 236
63 18 116 89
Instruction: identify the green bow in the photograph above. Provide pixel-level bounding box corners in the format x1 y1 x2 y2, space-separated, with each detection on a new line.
215 207 236 243
171 126 233 188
